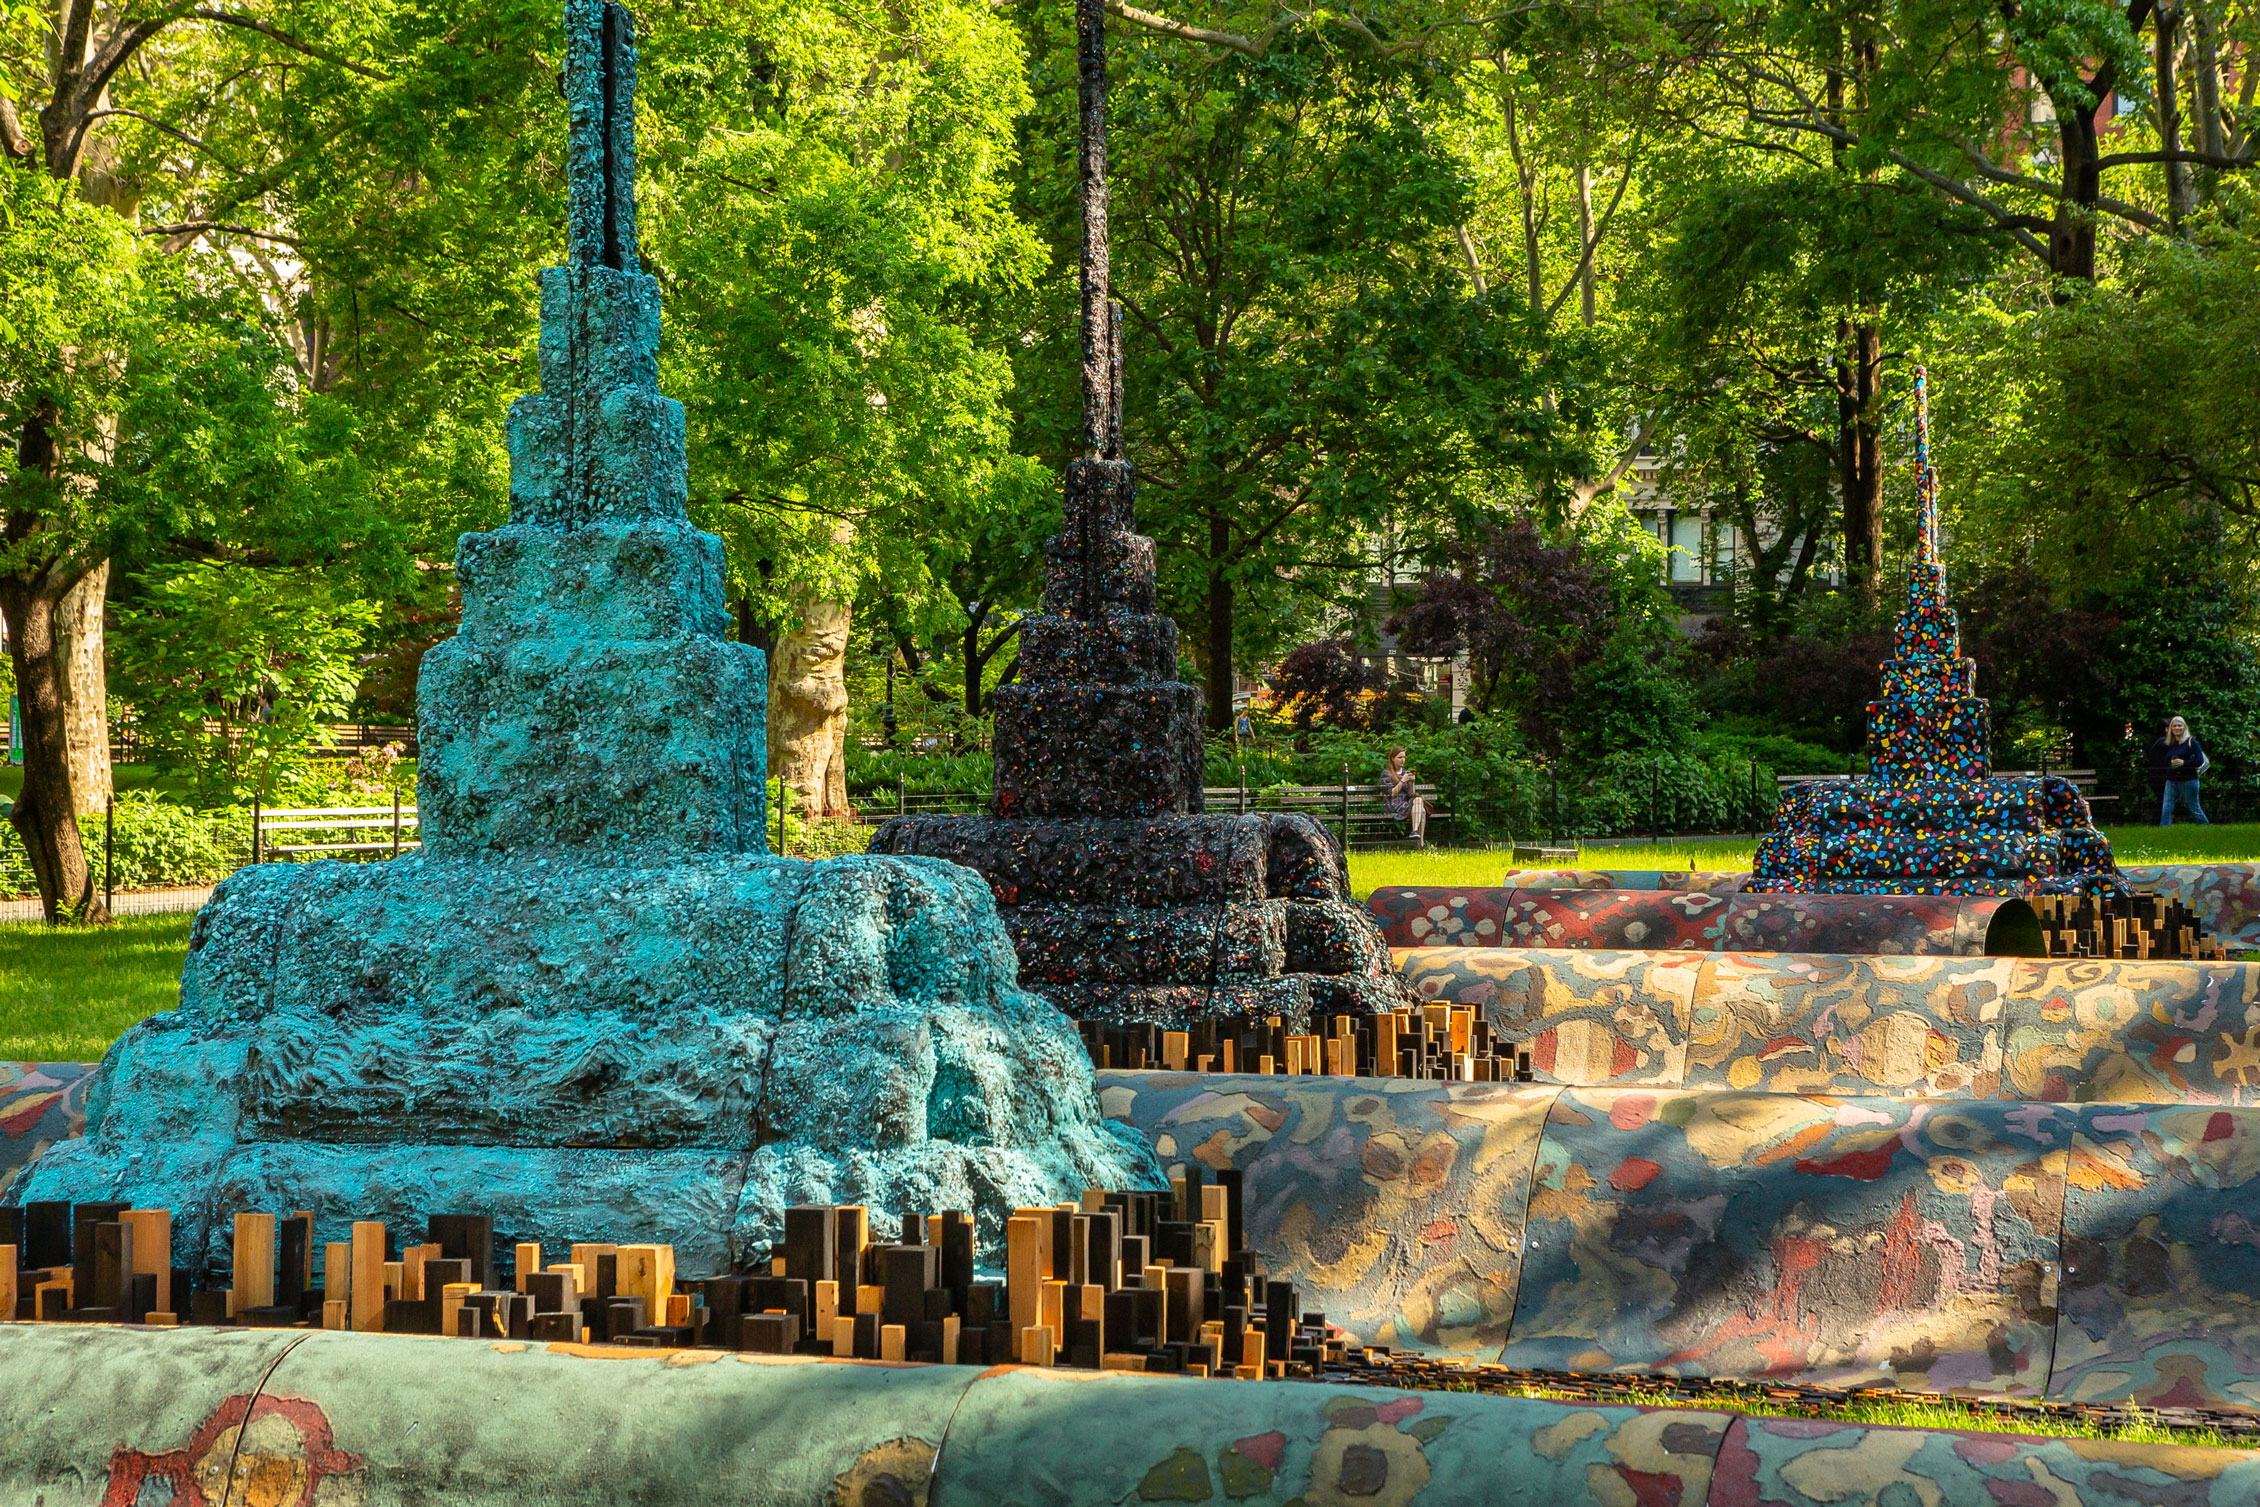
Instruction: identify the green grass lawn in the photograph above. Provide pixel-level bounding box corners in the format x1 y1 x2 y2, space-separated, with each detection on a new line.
1345 825 2260 898
0 912 189 1061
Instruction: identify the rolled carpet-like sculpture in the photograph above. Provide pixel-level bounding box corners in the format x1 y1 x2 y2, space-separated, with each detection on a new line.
1398 946 2260 1101
17 1322 2260 1507
1501 863 2260 950
1100 1072 2260 1412
1366 886 2043 956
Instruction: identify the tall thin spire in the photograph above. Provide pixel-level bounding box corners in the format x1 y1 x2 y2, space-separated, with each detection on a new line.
567 0 639 274
1076 0 1121 461
1913 366 1939 565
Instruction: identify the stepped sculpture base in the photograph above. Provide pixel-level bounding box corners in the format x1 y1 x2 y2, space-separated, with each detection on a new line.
873 812 1412 1025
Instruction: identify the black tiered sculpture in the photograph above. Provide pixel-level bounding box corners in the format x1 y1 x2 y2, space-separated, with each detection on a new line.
870 0 1408 1026
1752 371 2123 898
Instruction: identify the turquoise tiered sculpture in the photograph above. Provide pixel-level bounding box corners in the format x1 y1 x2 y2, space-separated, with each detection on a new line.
1752 371 2123 897
14 0 1156 1277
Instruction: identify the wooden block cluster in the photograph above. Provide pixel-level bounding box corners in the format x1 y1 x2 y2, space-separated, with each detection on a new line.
4 1202 179 1324
1078 1005 1532 1083
2036 892 2227 960
3 1188 1365 1380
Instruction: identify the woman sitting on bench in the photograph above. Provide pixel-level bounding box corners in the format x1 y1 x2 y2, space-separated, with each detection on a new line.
1381 747 1429 847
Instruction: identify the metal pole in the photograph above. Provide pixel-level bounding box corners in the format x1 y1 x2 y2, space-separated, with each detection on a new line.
392 789 402 857
898 773 906 816
775 778 786 853
252 796 263 866
1750 760 1760 839
1238 762 1246 815
1651 760 1660 843
104 794 114 915
1550 766 1560 847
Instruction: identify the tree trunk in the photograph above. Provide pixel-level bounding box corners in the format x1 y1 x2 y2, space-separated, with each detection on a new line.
2156 8 2192 221
2048 89 2104 280
1834 318 1883 611
58 559 111 811
963 608 987 717
767 592 854 823
1574 163 1596 328
1 583 103 921
1205 513 1233 735
2191 0 2226 198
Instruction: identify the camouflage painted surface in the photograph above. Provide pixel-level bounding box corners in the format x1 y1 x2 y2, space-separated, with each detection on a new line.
1500 862 2260 952
931 1365 1729 1507
2124 863 2260 950
1400 950 2260 1103
1502 871 1747 896
0 1059 94 1199
1367 888 2026 957
2051 1103 2260 1413
266 1331 978 1506
1095 1070 1554 1353
1399 950 1707 1088
15 1322 2260 1507
1505 1089 2069 1394
0 1323 309 1506
2005 960 2260 1103
1705 1413 2260 1507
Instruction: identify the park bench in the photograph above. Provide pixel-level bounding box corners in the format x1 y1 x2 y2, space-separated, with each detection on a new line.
251 801 419 863
1204 780 1453 850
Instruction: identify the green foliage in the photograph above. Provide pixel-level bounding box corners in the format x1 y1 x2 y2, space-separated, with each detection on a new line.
112 563 382 806
844 746 995 802
0 792 246 899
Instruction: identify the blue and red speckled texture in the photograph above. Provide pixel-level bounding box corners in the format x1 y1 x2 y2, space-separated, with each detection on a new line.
1752 370 2121 897
1500 864 2260 950
1364 886 2029 956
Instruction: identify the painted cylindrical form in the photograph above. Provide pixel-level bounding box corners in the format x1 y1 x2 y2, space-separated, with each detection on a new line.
9 1323 2260 1505
1501 869 1747 895
1366 886 2043 956
1501 862 2260 950
1397 946 2260 1101
1100 1071 2260 1415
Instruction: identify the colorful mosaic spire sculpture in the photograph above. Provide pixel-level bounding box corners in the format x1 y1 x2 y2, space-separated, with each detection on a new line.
870 0 1411 1024
1752 371 2124 897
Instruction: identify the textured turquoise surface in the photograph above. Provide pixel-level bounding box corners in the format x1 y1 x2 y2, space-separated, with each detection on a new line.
9 0 1156 1273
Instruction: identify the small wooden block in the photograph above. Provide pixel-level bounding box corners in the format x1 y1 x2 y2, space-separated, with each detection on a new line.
515 1243 542 1294
878 1323 907 1362
1102 1352 1145 1371
1006 1216 1043 1362
440 1282 476 1338
122 1211 171 1315
322 1300 349 1331
144 1311 179 1327
403 1244 436 1303
232 1213 276 1317
350 1222 386 1334
857 1283 886 1317
0 1250 14 1322
941 1313 960 1363
324 1241 351 1305
831 1316 856 1357
383 1261 404 1301
666 1293 692 1327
